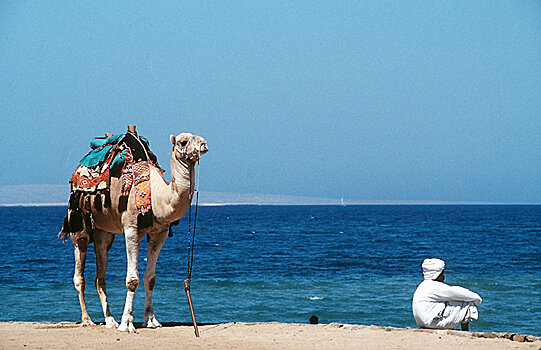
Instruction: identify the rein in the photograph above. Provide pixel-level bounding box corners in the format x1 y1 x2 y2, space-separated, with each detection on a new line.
186 159 200 282
184 155 201 337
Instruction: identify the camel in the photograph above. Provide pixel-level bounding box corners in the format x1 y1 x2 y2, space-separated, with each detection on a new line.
59 132 208 333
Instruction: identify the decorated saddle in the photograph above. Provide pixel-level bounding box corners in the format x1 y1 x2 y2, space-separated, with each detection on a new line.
68 130 164 229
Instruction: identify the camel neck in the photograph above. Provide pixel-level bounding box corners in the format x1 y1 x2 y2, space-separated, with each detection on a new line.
170 154 195 192
151 154 194 223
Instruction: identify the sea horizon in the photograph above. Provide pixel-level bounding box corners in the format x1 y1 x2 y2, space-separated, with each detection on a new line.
1 201 540 207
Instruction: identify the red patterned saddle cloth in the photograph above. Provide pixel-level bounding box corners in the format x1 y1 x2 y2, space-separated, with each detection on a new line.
70 163 110 192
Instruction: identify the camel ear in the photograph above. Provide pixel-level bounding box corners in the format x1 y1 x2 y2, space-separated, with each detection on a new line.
170 135 176 145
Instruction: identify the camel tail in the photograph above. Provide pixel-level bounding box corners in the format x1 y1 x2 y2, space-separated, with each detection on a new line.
58 208 94 242
58 215 70 242
58 191 85 242
58 210 83 241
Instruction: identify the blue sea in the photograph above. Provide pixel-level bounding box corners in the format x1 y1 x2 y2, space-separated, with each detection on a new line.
0 205 539 336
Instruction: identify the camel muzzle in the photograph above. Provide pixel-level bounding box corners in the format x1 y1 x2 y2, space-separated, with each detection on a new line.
200 143 208 154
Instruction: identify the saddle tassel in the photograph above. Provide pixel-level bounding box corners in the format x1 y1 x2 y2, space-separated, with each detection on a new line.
104 190 111 208
68 209 83 232
118 195 128 213
94 193 102 211
137 209 153 229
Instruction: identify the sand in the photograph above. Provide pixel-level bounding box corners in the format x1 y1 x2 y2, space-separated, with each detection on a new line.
0 322 539 350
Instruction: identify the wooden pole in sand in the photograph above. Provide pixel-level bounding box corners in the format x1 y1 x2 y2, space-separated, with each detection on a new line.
184 280 200 337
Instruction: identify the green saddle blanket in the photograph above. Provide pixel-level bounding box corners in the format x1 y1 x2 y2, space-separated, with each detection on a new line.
78 134 150 171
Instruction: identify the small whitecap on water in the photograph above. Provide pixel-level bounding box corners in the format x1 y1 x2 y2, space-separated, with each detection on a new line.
309 296 324 301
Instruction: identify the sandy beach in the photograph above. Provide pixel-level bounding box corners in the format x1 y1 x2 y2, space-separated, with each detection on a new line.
0 322 538 350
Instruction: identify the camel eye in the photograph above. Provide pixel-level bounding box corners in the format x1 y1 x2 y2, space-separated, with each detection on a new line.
179 141 188 147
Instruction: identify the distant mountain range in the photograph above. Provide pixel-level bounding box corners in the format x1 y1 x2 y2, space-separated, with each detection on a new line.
0 184 346 206
0 185 71 205
0 184 517 206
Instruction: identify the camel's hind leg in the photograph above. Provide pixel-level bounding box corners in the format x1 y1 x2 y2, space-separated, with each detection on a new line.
71 233 94 326
143 231 167 328
93 229 118 328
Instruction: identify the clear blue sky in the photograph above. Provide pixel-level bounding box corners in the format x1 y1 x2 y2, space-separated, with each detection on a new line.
1 1 539 203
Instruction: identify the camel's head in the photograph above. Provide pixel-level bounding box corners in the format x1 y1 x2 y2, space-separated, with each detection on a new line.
170 133 208 163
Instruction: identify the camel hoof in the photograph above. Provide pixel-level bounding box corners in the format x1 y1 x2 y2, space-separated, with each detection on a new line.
143 315 162 329
118 321 136 333
105 316 119 329
80 318 96 327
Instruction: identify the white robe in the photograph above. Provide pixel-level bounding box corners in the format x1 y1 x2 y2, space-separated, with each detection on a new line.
412 280 482 329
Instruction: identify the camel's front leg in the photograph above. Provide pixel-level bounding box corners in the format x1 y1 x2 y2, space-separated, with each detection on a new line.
93 229 118 328
118 227 142 333
143 231 167 328
71 234 94 326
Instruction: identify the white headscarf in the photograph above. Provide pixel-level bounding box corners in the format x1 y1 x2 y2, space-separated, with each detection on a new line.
422 258 445 280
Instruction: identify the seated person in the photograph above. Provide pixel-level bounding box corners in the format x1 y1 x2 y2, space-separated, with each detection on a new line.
412 258 482 331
